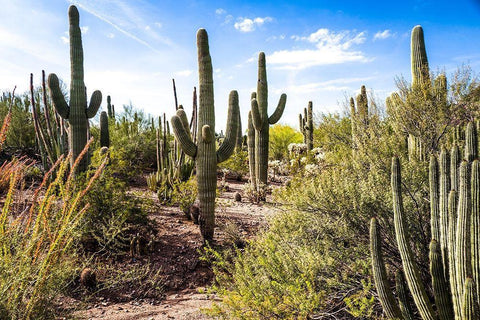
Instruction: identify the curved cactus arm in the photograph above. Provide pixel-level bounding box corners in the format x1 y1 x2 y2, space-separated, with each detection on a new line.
369 217 403 319
217 90 240 163
176 109 192 138
268 93 287 124
299 114 304 133
172 115 197 158
455 161 472 302
391 157 436 320
396 270 415 320
462 278 479 320
86 90 102 118
201 124 214 143
250 98 262 131
47 73 69 119
430 239 454 320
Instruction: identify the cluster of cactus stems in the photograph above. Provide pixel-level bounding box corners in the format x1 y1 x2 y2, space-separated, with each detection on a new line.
299 101 313 151
30 71 68 170
171 29 239 241
47 5 102 173
249 52 286 189
106 95 115 119
350 85 369 151
371 121 480 320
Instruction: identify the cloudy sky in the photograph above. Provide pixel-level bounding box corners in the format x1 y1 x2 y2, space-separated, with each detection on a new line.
1 0 480 130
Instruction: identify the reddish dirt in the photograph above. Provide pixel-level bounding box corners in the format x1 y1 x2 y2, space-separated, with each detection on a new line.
69 179 281 320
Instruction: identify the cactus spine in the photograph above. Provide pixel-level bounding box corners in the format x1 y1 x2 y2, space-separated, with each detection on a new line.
171 29 239 241
250 52 286 188
100 111 109 148
47 5 102 172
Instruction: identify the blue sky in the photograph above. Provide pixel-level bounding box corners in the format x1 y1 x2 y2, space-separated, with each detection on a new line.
1 0 480 130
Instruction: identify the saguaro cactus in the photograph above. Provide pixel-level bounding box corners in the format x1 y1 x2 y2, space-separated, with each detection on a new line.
299 101 313 151
48 5 102 172
171 29 239 241
250 52 286 188
411 25 430 87
100 111 109 148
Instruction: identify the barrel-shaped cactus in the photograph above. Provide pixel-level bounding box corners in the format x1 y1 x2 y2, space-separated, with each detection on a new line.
48 5 102 172
171 29 239 241
250 52 286 188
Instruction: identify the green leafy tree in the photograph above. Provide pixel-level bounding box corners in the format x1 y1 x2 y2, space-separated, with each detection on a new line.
269 124 302 160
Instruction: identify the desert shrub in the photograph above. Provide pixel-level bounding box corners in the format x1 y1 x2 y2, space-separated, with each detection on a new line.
77 148 151 254
219 150 249 180
0 150 107 319
0 92 36 150
269 124 303 160
203 209 371 319
171 177 198 216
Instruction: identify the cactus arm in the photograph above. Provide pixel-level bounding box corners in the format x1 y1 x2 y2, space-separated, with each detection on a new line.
268 93 286 125
247 111 256 190
171 115 197 158
201 125 213 143
430 240 454 320
217 90 240 163
369 217 403 319
251 98 262 131
391 157 437 320
86 90 102 118
465 122 477 162
47 73 69 119
455 161 472 301
176 109 192 139
461 278 479 320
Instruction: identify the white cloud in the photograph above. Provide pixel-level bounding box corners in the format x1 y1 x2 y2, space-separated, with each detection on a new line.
81 26 89 34
269 28 370 70
373 29 393 40
234 17 273 32
175 69 193 77
280 77 375 94
215 8 226 15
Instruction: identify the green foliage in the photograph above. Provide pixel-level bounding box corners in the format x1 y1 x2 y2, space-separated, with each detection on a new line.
219 150 249 180
269 124 302 160
78 148 151 254
0 92 35 150
171 177 198 216
204 209 370 319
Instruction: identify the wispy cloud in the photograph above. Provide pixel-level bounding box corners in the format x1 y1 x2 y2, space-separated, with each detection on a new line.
215 8 226 15
373 29 393 40
277 77 375 94
175 69 193 77
69 0 173 52
234 17 273 32
268 28 370 70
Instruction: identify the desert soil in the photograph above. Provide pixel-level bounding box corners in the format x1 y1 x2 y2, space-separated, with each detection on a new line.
70 179 282 320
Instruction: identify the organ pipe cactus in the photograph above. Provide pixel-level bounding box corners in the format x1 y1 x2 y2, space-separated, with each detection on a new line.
48 5 102 172
250 52 286 188
100 111 109 148
371 122 480 320
171 29 239 241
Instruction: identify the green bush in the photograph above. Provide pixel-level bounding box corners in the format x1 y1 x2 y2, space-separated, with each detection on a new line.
269 124 303 160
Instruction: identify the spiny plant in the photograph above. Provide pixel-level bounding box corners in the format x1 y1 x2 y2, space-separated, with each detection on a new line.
100 111 109 148
250 52 286 189
411 25 430 87
370 121 480 320
171 29 239 241
299 101 314 152
47 5 102 173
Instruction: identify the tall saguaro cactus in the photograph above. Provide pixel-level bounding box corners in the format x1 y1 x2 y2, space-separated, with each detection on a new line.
299 101 314 151
250 52 287 188
171 29 239 241
411 25 430 87
48 5 102 172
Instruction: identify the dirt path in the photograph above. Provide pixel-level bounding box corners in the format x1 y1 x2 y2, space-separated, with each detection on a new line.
73 179 281 319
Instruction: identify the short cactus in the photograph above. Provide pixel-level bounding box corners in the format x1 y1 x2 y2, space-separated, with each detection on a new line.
47 5 102 172
171 29 239 241
250 52 286 188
